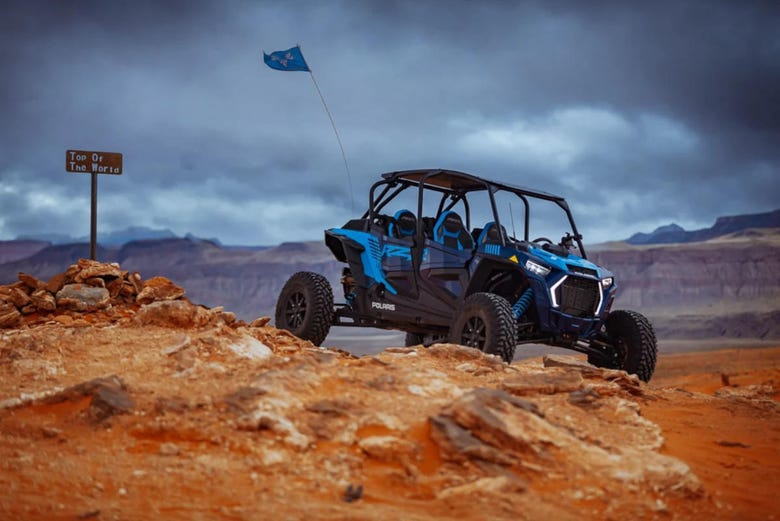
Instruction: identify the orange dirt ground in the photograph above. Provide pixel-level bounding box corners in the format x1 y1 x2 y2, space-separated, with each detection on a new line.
644 347 780 520
1 317 778 520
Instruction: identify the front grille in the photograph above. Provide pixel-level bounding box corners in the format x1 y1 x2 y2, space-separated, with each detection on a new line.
567 264 597 277
555 276 600 317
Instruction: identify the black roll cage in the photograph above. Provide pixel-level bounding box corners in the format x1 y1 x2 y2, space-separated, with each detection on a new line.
362 169 588 258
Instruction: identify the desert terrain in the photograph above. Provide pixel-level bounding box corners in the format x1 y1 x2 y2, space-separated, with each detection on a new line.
1 261 778 520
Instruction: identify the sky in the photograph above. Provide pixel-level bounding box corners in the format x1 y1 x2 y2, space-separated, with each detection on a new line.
1 0 778 246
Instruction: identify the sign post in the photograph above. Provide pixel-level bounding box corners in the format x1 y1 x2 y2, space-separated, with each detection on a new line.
65 150 123 260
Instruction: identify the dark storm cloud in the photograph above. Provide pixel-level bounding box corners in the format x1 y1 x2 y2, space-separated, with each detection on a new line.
0 0 777 244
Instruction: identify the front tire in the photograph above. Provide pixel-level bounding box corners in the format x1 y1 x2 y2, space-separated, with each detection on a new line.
275 272 334 346
450 292 517 363
590 310 657 382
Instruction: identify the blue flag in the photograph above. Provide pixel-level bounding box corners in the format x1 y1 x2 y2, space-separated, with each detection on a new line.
263 46 310 72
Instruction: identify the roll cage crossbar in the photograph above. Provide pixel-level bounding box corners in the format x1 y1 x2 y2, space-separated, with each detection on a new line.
362 169 588 258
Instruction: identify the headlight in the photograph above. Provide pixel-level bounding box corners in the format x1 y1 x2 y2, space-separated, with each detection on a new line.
525 259 551 277
601 277 613 289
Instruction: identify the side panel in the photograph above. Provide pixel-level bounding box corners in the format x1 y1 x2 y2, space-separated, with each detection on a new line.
418 240 471 302
327 228 454 328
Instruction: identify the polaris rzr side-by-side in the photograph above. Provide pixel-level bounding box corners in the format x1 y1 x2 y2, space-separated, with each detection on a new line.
275 169 657 381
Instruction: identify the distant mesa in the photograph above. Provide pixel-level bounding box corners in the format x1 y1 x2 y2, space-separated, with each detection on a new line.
626 209 780 245
17 226 178 246
277 242 310 252
627 223 686 245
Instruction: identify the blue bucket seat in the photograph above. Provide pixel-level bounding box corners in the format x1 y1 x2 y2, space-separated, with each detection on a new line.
432 211 474 251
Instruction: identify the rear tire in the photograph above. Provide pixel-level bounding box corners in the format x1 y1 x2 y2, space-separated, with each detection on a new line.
590 310 657 382
275 272 334 346
450 292 517 363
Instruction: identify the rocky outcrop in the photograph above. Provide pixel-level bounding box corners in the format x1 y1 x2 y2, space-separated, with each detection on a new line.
0 239 342 321
0 320 719 519
0 259 231 329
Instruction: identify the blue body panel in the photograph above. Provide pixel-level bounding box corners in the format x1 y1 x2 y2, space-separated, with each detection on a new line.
329 228 401 295
330 225 618 340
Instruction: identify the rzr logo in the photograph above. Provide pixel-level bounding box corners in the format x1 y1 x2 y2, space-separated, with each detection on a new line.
371 301 396 311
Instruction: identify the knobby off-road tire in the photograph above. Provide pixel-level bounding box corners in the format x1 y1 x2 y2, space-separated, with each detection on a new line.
449 292 517 363
275 272 334 346
591 309 657 382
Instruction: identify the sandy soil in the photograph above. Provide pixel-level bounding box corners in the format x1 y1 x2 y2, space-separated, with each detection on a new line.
1 311 777 521
644 347 780 520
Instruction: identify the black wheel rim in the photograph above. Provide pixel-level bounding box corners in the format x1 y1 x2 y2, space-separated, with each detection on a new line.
285 291 306 328
461 316 487 348
609 337 628 368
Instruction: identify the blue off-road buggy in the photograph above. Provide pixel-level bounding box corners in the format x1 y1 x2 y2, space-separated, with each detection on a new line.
275 169 657 381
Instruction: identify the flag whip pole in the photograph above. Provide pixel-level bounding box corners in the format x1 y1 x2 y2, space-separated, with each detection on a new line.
303 52 354 212
265 44 354 212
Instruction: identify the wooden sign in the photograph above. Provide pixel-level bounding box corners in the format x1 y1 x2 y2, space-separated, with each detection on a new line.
66 150 123 175
65 148 124 261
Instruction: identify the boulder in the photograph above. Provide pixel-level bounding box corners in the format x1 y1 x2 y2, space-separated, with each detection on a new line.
30 289 56 311
119 282 137 299
106 278 124 298
133 300 211 328
74 259 122 282
63 264 81 280
87 380 134 423
18 272 44 290
501 369 583 396
45 273 67 294
431 388 548 464
249 316 271 328
136 276 185 304
7 287 32 308
543 355 643 395
56 284 110 311
83 277 106 288
429 414 514 465
0 302 22 328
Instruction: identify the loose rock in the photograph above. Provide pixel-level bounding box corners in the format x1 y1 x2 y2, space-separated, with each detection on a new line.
87 381 134 422
0 302 22 328
74 259 122 282
133 300 211 328
56 284 110 311
501 369 583 396
18 273 44 290
136 276 185 304
7 287 31 308
30 289 57 311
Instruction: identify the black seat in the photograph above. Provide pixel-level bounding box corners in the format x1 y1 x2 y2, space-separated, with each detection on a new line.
388 209 417 239
432 211 474 251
